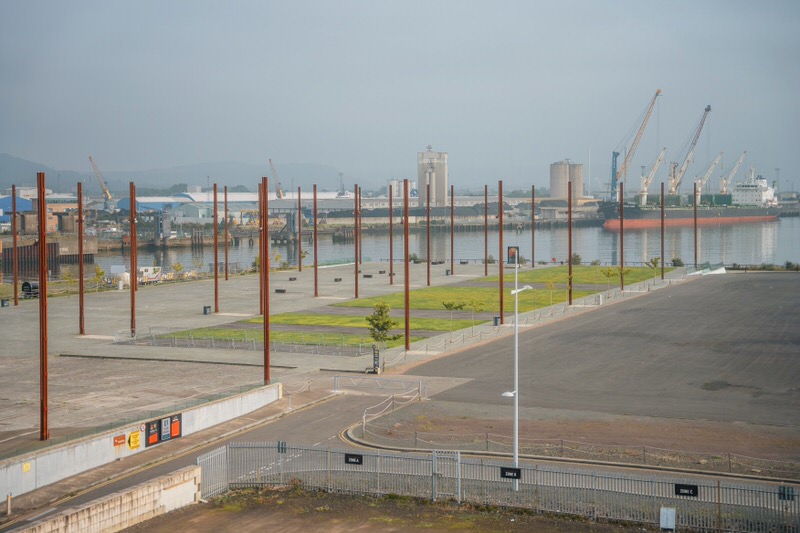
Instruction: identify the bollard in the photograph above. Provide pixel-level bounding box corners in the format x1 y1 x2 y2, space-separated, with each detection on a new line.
6 493 10 516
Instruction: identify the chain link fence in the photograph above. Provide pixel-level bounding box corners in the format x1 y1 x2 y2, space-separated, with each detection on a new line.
197 442 799 533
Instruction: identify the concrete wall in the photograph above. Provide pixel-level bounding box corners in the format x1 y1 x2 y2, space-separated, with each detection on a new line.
18 466 200 533
0 383 281 500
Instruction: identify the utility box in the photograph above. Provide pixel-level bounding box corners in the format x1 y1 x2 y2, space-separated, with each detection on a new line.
659 507 676 531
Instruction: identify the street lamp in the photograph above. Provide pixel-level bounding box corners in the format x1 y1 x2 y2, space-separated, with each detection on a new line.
504 249 532 490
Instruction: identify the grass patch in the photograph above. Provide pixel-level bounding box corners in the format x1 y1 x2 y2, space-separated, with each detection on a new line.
165 326 417 349
247 313 475 332
484 265 672 285
333 286 595 313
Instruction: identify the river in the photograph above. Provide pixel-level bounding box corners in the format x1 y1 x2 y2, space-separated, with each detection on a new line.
3 217 798 279
84 217 799 275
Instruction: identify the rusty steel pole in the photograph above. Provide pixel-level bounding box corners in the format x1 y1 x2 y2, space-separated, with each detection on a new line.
498 180 504 325
213 184 219 313
12 184 19 306
619 182 625 290
258 181 264 315
450 184 454 275
661 182 665 280
484 185 488 277
262 176 270 384
531 186 535 269
693 182 698 269
297 186 302 272
426 182 431 287
404 179 410 351
130 182 137 337
354 184 359 299
313 184 319 297
389 185 394 285
78 181 85 335
37 172 50 441
224 186 229 281
568 181 573 306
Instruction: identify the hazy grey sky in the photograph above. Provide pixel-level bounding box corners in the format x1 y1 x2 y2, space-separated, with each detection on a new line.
1 1 798 191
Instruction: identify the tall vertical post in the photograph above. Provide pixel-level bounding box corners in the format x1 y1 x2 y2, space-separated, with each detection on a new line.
313 184 319 297
129 182 137 337
358 185 363 265
11 184 19 306
297 186 302 272
693 182 698 269
660 182 665 280
450 184 454 275
262 176 270 384
78 182 85 335
513 251 519 490
568 181 573 305
389 185 394 285
258 181 264 315
213 184 219 313
224 186 229 281
426 182 431 287
484 185 488 277
619 182 625 290
498 180 504 325
531 186 535 269
403 179 410 351
354 184 359 299
36 172 49 441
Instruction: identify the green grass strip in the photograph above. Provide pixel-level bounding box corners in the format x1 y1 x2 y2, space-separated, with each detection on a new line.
247 313 475 332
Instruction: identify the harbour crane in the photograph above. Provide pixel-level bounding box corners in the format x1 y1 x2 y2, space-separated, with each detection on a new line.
610 89 662 200
668 105 711 195
638 147 667 207
720 151 747 194
268 158 285 199
88 155 113 210
693 151 723 205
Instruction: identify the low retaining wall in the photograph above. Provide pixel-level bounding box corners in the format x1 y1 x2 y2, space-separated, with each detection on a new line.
19 466 201 533
0 383 281 499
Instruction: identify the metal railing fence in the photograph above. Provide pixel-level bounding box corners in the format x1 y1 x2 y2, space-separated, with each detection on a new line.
197 442 799 533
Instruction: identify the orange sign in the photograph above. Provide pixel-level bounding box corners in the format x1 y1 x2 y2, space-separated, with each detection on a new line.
113 434 126 446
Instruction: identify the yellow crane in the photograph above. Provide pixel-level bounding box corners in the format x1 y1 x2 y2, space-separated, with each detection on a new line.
693 152 723 204
612 89 662 200
720 151 747 195
269 158 285 199
88 155 113 208
638 147 667 207
668 105 712 195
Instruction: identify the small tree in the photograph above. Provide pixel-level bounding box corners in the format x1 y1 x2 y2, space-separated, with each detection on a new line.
172 262 184 280
61 268 76 295
93 265 105 292
545 280 556 305
600 267 617 290
365 302 401 347
672 257 684 267
442 301 465 341
571 253 582 265
466 298 485 335
647 257 660 280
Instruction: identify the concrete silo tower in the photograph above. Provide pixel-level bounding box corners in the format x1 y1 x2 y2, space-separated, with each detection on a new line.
550 159 583 204
417 145 448 207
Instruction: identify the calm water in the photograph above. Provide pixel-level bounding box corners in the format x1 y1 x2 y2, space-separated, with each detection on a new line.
4 217 799 278
93 217 800 275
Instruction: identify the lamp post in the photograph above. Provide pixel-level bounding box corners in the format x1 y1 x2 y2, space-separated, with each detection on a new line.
504 248 532 491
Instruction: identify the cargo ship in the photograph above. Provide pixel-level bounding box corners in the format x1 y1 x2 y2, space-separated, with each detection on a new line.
600 170 781 230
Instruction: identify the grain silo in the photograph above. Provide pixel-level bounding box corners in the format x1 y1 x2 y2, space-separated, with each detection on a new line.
550 159 583 204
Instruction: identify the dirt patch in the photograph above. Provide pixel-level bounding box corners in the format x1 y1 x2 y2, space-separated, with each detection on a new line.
124 487 657 533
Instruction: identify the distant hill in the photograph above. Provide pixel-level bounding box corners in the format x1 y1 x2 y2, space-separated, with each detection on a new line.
0 153 343 196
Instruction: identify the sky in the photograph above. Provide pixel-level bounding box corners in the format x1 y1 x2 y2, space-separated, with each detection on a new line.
1 0 799 193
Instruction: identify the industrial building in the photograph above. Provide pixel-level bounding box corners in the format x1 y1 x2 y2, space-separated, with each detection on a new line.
550 159 583 205
417 146 448 208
